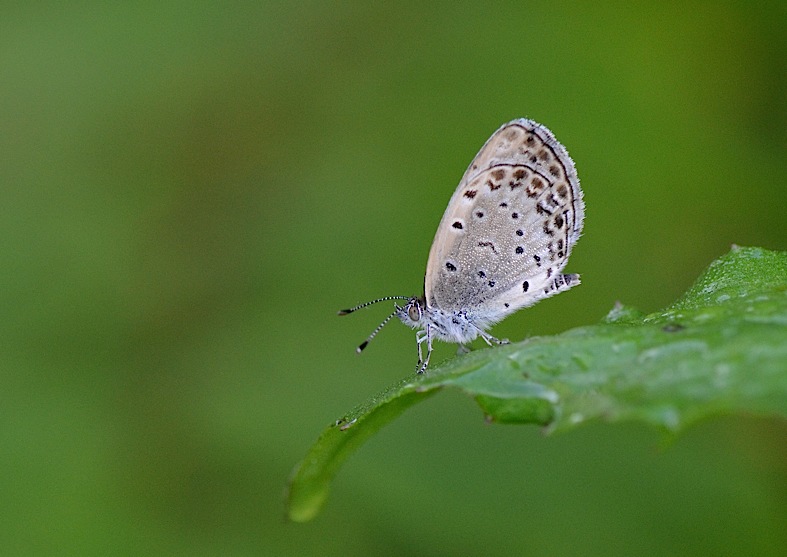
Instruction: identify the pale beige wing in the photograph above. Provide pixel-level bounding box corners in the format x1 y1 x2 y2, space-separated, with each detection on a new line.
424 119 583 320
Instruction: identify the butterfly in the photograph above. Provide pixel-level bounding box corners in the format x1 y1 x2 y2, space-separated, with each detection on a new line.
340 119 584 373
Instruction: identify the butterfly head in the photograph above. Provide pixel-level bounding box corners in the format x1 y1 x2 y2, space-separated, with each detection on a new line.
395 296 426 330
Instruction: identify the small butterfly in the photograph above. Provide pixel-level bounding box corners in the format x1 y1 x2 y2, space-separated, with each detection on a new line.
340 119 584 373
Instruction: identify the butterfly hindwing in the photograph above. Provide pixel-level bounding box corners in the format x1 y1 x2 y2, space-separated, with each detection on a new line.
425 119 583 322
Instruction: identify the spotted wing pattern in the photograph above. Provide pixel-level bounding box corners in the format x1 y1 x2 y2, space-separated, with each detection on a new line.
424 119 584 325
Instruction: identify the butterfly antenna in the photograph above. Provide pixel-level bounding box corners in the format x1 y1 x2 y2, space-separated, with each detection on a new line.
354 308 400 353
338 296 411 354
337 296 410 316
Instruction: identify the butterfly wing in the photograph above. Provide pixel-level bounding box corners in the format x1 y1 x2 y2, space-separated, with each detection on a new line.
424 119 584 326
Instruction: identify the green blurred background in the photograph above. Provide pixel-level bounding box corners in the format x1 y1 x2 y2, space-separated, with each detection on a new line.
1 2 785 555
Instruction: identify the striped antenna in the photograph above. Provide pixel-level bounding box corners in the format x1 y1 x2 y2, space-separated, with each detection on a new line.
338 296 410 353
337 296 410 316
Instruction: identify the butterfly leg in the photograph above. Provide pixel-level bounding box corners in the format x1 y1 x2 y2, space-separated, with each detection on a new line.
415 325 433 374
477 329 509 347
415 330 425 369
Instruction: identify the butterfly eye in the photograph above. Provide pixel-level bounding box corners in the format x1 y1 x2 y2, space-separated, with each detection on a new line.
407 304 421 322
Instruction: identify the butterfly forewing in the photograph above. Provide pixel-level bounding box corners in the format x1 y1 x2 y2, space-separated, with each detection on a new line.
425 119 584 319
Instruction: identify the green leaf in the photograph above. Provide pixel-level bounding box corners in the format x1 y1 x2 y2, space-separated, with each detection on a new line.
287 246 787 522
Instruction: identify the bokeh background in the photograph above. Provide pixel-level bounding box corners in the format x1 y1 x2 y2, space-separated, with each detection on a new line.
2 2 785 555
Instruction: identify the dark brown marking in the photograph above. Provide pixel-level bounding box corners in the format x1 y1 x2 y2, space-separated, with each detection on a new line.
529 155 537 163
478 270 486 278
504 303 510 308
556 183 568 198
475 210 485 218
533 254 541 266
452 221 463 229
515 246 524 254
554 214 564 229
478 241 497 253
536 203 553 216
543 222 554 236
510 180 522 190
499 202 508 208
522 280 529 292
516 229 524 236
525 135 535 146
511 212 519 219
488 280 496 287
532 177 545 190
547 267 553 278
445 261 456 271
487 180 501 191
491 168 506 181
513 168 527 179
464 190 477 199
557 239 564 250
558 251 564 257
538 149 550 161
549 165 560 177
